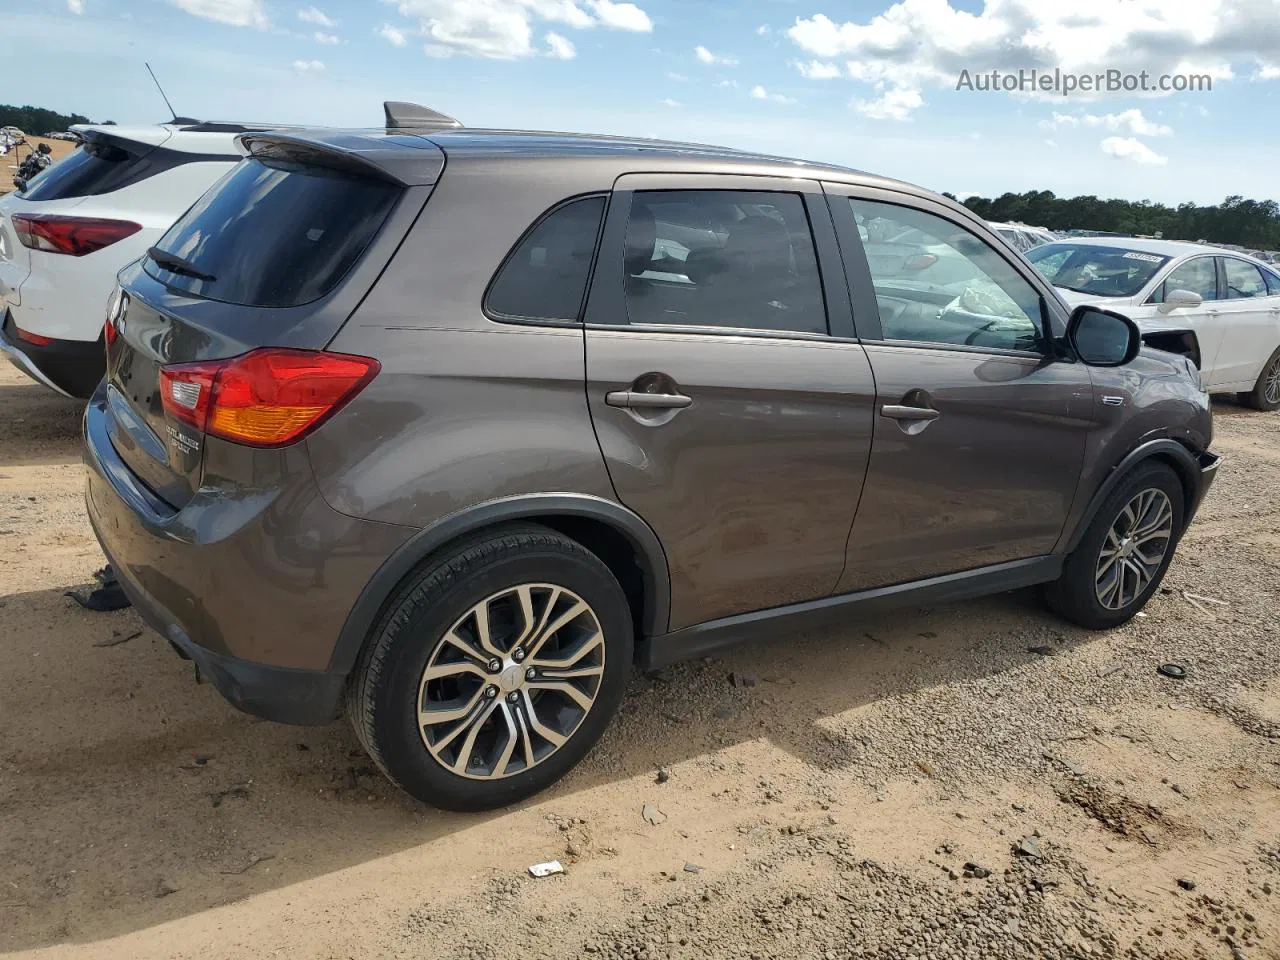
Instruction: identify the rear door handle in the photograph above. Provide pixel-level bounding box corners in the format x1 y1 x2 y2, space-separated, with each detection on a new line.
605 390 692 410
881 404 939 422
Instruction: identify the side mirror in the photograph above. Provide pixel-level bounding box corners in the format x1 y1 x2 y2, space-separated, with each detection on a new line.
1067 305 1141 367
1158 288 1203 314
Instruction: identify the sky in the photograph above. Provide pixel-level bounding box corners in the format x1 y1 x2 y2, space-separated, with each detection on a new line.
5 0 1280 205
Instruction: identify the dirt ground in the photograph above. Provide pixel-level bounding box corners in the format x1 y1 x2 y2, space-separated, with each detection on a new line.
0 358 1277 960
0 136 77 195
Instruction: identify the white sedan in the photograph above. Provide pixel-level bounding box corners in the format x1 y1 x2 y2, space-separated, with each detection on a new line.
1026 237 1280 410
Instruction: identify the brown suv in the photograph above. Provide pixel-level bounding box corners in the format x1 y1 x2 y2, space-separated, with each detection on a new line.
85 120 1219 810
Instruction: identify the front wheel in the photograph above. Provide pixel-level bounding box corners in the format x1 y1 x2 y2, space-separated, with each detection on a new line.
1240 347 1280 412
1045 463 1184 630
346 525 633 811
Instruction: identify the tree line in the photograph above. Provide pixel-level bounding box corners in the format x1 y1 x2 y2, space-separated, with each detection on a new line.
952 190 1280 250
0 104 96 135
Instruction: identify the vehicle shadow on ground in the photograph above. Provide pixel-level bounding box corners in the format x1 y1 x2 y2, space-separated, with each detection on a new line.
0 574 1099 952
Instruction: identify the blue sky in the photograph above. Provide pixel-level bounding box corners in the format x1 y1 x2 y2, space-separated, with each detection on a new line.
6 0 1280 204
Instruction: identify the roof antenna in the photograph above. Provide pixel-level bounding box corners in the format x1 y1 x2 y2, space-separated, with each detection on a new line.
145 62 178 123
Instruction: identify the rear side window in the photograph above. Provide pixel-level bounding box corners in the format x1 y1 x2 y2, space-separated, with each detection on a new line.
145 157 400 308
486 195 605 321
1266 268 1280 296
21 139 147 201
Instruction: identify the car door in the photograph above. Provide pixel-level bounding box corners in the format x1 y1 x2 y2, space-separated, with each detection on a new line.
1130 255 1227 385
824 186 1097 591
582 174 876 631
1214 257 1280 389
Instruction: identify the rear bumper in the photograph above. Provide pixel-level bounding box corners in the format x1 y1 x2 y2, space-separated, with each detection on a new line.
1 311 102 398
83 386 413 726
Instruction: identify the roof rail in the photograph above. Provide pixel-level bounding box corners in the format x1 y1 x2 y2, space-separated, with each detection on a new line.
383 101 463 131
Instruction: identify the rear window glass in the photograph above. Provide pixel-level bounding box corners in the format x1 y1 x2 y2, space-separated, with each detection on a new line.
144 157 401 308
486 196 605 321
21 139 145 201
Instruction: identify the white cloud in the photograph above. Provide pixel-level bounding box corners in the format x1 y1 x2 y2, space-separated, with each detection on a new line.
586 0 651 32
786 1 1280 121
378 24 408 46
297 5 334 26
751 84 797 104
792 59 841 80
695 44 737 66
756 24 769 36
1257 62 1280 80
545 30 575 58
170 0 267 28
67 0 84 12
853 86 923 121
716 78 738 89
314 30 340 43
389 0 653 59
1041 108 1171 136
666 71 687 81
661 97 680 107
292 58 325 73
1044 138 1057 148
1100 136 1168 166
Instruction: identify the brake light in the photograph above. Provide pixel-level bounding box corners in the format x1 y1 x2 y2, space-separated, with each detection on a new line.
160 348 379 448
15 326 54 346
103 319 117 346
904 254 938 270
12 214 142 257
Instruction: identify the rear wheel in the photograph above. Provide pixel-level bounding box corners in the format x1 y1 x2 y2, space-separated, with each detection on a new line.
1240 347 1280 411
346 526 633 811
1045 463 1183 630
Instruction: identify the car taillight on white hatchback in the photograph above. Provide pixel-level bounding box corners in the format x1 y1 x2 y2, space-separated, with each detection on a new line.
159 348 380 448
12 214 142 257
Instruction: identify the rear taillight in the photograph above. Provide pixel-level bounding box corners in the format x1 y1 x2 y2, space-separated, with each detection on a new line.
904 254 938 270
160 348 379 448
15 326 54 346
12 214 142 257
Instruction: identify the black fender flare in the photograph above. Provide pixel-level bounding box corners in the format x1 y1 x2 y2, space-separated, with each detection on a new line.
327 493 671 675
1060 438 1203 555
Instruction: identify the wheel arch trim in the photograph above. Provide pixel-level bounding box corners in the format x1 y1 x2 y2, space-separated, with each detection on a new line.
1060 438 1203 555
327 493 671 676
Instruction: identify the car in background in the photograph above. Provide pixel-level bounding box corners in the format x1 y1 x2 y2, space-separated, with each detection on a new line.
0 119 285 398
989 222 1056 253
1027 237 1280 410
86 120 1217 810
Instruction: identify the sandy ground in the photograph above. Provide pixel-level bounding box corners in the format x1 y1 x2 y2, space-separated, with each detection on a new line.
0 358 1277 960
0 137 78 195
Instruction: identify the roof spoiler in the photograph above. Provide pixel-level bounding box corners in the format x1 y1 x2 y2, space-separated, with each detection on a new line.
383 101 462 131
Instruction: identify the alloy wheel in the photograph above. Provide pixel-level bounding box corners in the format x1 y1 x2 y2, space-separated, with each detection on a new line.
1094 488 1174 610
417 583 605 780
1265 356 1280 406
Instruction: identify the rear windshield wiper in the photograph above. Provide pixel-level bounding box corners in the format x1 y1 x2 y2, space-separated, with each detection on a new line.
147 247 216 283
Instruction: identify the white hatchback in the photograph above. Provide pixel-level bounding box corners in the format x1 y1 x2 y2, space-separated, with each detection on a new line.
1027 237 1280 410
0 122 252 398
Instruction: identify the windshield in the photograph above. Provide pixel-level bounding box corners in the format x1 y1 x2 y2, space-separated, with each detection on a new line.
1026 243 1170 298
145 157 401 308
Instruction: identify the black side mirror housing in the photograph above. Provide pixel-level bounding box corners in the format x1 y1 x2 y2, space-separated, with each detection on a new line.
1066 305 1141 367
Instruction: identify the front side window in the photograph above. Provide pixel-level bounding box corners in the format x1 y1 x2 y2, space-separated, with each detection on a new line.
1026 243 1170 298
1223 258 1267 299
486 195 605 321
851 199 1043 352
1151 257 1217 304
622 190 827 335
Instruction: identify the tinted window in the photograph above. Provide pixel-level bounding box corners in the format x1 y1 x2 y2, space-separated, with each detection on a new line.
21 139 143 201
851 199 1043 352
1223 258 1267 299
1152 257 1217 303
1026 243 1169 297
145 157 400 308
486 196 605 321
623 190 827 335
1266 268 1280 296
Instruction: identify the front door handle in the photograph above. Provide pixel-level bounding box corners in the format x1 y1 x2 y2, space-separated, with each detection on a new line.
881 404 939 422
606 390 692 410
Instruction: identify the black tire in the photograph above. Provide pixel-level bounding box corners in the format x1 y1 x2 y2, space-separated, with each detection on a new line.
1241 347 1280 412
346 524 633 811
1044 462 1184 630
